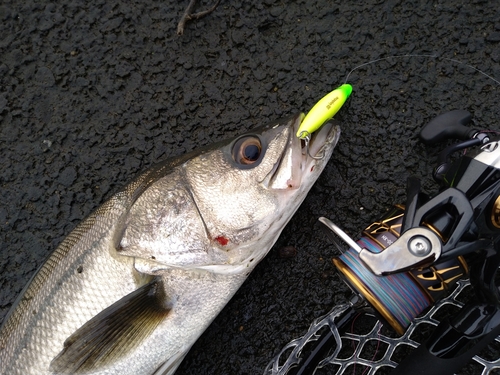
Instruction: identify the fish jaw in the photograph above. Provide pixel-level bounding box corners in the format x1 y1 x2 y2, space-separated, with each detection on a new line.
264 113 340 190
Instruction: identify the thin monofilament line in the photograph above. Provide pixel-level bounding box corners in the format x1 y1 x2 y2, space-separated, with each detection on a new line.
343 54 500 86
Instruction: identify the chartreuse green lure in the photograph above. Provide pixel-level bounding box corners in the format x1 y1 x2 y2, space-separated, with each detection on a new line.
296 83 352 139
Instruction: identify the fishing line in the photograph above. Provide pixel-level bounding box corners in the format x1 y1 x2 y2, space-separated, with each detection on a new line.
297 53 499 164
343 53 500 86
359 326 382 375
331 204 469 336
335 238 432 335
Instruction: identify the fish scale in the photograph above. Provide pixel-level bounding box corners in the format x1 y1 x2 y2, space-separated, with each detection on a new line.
0 194 135 374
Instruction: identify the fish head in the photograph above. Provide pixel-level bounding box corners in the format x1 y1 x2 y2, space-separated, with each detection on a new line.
183 113 340 271
120 113 339 273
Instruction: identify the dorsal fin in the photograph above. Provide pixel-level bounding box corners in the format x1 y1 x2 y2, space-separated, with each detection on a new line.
50 277 171 374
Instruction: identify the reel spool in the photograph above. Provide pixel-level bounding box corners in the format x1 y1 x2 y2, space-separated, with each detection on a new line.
333 205 468 335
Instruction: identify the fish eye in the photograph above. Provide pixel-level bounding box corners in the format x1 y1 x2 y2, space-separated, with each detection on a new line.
232 136 263 167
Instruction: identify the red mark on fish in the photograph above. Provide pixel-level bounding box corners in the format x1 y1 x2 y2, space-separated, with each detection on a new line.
215 235 229 246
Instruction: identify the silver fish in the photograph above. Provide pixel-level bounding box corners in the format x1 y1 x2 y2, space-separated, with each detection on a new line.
0 113 339 375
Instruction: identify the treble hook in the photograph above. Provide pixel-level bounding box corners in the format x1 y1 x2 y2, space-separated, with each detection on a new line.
299 131 325 160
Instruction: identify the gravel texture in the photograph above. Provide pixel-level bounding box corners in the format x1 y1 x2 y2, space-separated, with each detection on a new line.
1 1 500 374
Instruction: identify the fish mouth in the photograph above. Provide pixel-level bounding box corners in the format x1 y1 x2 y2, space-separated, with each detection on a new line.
264 113 340 190
298 115 340 162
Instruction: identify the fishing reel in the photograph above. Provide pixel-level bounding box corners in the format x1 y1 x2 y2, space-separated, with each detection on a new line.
266 110 500 375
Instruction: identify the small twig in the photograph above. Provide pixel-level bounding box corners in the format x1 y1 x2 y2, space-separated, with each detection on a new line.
178 0 198 34
177 0 221 36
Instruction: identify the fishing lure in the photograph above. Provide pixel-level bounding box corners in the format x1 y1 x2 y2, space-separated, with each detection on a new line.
297 84 352 160
297 83 353 140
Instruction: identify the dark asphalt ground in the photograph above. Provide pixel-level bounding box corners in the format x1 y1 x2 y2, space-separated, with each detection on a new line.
1 1 500 374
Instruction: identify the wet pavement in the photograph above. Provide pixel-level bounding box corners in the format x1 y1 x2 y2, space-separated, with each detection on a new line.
1 1 500 374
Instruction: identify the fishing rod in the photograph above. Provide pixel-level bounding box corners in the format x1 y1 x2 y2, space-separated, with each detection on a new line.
266 109 500 375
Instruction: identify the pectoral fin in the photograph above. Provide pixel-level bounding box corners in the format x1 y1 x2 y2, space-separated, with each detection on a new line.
50 277 171 374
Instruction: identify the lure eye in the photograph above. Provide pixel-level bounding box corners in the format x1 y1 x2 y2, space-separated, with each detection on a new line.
232 136 263 166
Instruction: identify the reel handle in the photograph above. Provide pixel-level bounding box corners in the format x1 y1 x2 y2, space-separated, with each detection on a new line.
419 109 475 144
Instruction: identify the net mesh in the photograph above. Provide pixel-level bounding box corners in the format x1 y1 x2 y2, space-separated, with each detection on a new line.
265 279 500 375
